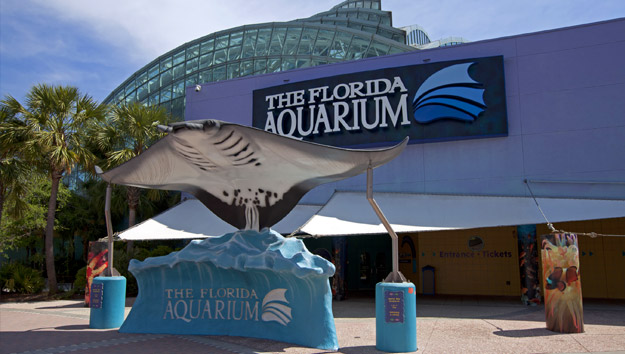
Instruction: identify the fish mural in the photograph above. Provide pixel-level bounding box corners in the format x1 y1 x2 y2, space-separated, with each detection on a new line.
540 233 584 333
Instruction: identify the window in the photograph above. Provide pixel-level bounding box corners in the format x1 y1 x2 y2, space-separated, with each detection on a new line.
186 44 199 59
284 27 302 55
242 29 258 59
314 30 335 56
297 28 318 55
269 28 286 55
200 39 214 54
255 28 272 56
173 51 185 65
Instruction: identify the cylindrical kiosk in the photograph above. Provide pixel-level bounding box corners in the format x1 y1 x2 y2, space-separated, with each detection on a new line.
89 276 127 329
376 282 417 352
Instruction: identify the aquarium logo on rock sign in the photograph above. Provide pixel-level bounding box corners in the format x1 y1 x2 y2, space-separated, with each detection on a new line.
252 55 507 147
162 287 292 326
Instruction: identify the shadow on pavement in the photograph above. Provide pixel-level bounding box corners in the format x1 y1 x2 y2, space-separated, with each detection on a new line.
492 327 562 338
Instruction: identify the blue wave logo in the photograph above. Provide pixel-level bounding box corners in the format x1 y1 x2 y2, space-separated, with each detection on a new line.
413 62 486 123
261 288 292 326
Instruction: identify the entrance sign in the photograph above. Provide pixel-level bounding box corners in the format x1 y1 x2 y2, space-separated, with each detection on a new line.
120 229 338 350
253 56 507 147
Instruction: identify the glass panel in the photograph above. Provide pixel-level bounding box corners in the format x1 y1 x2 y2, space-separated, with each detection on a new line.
227 63 240 79
160 68 173 86
173 63 185 80
186 44 199 59
160 101 171 115
171 97 185 120
148 77 159 93
148 63 160 78
362 25 377 34
388 46 405 55
281 58 296 71
199 52 213 69
228 45 241 61
300 29 318 55
125 82 135 96
215 34 229 49
137 71 148 85
186 57 199 74
347 35 370 60
160 56 172 71
254 59 266 75
213 65 226 81
378 29 393 39
297 28 317 55
149 93 159 106
380 15 391 26
115 90 124 103
160 84 172 102
137 83 148 101
172 80 185 99
268 27 286 55
241 60 254 76
267 58 281 72
255 28 272 56
229 31 243 46
173 51 185 65
200 38 214 54
365 41 389 58
186 75 198 87
214 48 227 65
199 69 212 83
313 30 334 56
329 32 352 59
284 27 302 55
242 29 258 58
125 91 136 104
296 59 311 68
392 33 405 43
364 1 372 8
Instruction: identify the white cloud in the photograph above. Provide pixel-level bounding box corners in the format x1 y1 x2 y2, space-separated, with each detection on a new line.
28 0 340 64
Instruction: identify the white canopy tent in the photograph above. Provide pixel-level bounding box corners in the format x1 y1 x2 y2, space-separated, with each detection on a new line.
117 199 321 240
116 192 624 240
298 192 625 236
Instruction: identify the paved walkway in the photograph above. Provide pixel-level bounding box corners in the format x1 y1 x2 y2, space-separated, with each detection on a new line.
1 296 624 354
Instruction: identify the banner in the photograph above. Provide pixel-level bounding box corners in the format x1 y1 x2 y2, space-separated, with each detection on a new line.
540 233 584 333
85 241 109 306
517 225 540 305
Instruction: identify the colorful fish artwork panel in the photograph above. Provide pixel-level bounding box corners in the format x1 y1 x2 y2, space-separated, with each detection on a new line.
540 233 584 333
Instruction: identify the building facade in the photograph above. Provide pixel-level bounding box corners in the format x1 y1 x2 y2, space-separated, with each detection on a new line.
185 18 625 300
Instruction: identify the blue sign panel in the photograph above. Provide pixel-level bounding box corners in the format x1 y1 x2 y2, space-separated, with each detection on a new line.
90 283 103 309
384 290 404 323
119 229 338 351
252 56 507 147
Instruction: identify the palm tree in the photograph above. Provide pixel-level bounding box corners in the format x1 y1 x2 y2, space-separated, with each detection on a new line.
0 105 33 226
94 102 171 253
2 84 107 294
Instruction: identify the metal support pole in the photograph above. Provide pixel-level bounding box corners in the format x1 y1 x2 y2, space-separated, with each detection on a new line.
366 166 406 283
105 184 114 276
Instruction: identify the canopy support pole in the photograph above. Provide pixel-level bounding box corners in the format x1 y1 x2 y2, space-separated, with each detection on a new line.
367 166 406 283
105 184 114 276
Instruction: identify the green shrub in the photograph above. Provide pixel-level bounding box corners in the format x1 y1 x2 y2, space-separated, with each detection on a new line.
73 266 87 294
0 263 45 294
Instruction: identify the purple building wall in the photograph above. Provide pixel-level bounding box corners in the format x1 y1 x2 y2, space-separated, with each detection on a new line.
186 19 625 204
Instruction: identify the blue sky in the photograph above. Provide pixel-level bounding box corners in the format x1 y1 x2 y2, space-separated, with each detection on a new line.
2 0 624 104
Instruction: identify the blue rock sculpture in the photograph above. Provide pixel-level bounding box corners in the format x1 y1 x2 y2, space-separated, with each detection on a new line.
119 228 338 350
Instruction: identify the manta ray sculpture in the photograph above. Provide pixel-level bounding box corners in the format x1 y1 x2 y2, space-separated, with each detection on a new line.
98 119 407 231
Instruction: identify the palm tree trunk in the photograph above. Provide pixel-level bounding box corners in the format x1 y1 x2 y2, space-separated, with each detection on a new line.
45 174 61 295
126 186 140 254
